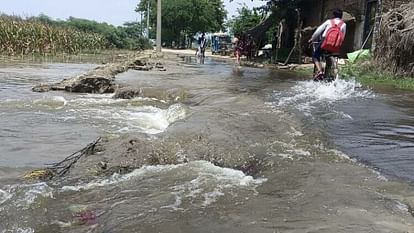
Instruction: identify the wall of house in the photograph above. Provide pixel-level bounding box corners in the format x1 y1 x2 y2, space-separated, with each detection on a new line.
300 0 323 27
301 0 368 53
324 0 367 51
323 0 365 21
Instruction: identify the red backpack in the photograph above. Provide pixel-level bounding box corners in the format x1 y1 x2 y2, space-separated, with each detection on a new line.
321 19 345 53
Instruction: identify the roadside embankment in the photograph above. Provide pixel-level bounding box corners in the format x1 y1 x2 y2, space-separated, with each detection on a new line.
342 59 414 90
32 51 166 93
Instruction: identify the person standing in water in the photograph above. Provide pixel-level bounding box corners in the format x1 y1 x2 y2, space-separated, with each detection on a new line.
196 33 207 58
233 34 242 65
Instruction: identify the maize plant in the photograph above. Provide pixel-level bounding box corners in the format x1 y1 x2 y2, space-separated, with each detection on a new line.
0 15 108 55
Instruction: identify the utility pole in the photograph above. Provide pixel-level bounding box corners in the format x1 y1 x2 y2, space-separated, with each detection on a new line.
146 0 150 39
372 0 382 53
156 0 162 52
140 12 143 36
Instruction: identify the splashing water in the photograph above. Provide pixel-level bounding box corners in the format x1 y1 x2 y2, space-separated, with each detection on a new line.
271 79 374 115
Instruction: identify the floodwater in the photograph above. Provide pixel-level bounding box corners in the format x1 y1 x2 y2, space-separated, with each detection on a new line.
1 54 414 232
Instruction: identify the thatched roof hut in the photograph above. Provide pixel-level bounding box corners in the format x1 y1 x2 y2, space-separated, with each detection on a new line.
374 1 414 77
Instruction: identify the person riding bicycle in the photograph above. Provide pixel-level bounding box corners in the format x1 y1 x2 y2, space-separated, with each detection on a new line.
197 33 207 57
309 9 346 80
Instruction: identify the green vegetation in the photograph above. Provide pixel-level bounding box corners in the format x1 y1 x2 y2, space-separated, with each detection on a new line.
35 14 152 50
0 14 152 56
294 65 313 77
0 15 107 55
342 59 414 90
227 6 262 36
136 0 226 46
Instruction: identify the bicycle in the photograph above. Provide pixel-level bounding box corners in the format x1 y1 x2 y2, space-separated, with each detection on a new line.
314 52 339 82
311 42 340 82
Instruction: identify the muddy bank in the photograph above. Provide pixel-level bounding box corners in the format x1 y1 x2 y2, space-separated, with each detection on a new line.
32 51 166 94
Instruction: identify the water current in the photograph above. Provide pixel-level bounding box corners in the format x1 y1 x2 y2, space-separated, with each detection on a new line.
0 61 187 167
1 54 414 232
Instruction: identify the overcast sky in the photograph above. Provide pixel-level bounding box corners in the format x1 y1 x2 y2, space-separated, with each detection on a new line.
0 0 264 26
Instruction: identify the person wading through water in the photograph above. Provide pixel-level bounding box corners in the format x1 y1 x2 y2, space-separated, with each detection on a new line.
309 8 346 80
196 33 207 58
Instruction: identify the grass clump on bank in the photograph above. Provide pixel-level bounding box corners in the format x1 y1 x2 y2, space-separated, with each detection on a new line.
342 58 414 90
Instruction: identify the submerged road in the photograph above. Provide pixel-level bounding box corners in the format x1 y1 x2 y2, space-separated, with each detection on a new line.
1 52 414 232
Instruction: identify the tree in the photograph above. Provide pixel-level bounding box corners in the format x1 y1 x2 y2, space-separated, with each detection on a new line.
228 0 305 43
227 6 262 36
29 15 152 50
136 0 226 46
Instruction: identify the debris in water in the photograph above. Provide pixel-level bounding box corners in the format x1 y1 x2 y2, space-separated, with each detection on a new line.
75 210 97 225
22 169 54 181
69 205 101 225
22 137 102 180
45 137 102 178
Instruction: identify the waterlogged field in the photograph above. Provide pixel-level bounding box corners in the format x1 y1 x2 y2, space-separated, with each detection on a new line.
1 55 414 232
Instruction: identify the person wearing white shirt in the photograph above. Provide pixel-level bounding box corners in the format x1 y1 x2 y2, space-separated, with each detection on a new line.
309 9 347 79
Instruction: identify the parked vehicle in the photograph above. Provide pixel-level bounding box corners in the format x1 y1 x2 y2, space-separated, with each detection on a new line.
211 33 232 56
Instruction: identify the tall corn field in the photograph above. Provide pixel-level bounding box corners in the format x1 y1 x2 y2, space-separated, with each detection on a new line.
0 16 108 55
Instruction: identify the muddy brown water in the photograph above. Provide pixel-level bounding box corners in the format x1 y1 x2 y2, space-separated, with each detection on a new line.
1 53 414 232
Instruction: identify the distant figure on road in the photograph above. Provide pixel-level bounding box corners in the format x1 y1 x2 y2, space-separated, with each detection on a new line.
196 33 207 58
233 34 242 65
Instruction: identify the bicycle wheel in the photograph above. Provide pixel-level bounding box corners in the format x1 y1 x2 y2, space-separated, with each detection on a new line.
324 56 337 82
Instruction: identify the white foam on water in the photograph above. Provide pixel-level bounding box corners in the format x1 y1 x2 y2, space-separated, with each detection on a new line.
267 140 311 160
369 169 388 182
160 188 184 211
202 189 225 207
328 149 357 162
113 103 188 134
69 94 124 106
84 93 116 99
395 200 409 213
161 161 267 209
61 163 184 192
328 149 390 181
286 148 311 157
0 189 12 205
32 96 67 109
332 110 354 119
288 126 304 137
272 79 374 115
70 95 165 107
190 161 267 186
61 161 266 210
1 227 34 233
64 102 188 134
0 182 53 209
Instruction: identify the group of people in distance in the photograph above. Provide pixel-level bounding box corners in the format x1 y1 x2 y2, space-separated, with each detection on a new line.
195 32 255 65
195 8 346 80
